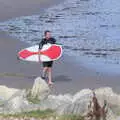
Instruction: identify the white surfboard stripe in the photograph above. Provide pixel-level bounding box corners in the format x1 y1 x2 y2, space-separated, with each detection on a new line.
25 55 51 62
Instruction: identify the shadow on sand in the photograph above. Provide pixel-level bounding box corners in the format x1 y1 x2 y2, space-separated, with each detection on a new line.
53 75 72 83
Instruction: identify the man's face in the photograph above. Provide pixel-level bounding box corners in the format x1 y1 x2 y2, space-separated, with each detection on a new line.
45 32 51 39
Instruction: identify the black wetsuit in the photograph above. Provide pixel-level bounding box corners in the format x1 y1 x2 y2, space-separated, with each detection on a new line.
39 38 56 67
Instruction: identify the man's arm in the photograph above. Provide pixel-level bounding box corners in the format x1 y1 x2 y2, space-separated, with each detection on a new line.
52 38 56 44
39 40 44 49
38 39 44 62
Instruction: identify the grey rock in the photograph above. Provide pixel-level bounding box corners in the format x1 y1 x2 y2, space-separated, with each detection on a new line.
55 89 93 115
1 90 29 114
39 94 72 111
0 79 119 120
0 85 20 100
30 77 50 100
116 116 120 120
40 88 117 120
0 77 51 114
95 87 120 115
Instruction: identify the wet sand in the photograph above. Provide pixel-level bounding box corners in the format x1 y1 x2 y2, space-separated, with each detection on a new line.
0 0 120 94
0 0 62 22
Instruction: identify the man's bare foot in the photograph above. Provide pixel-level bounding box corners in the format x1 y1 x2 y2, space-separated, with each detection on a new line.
48 81 54 85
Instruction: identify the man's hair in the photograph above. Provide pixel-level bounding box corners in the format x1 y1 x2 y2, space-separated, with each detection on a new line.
44 30 51 36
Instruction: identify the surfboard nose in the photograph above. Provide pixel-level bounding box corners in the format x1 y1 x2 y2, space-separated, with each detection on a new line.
18 50 33 59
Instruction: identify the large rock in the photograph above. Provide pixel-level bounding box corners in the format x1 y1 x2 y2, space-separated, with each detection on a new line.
39 94 73 110
38 89 93 114
0 77 51 114
30 77 50 100
0 81 119 120
56 89 93 115
116 116 120 120
95 87 120 105
95 87 120 115
39 88 117 120
0 89 40 114
2 90 29 114
0 85 20 100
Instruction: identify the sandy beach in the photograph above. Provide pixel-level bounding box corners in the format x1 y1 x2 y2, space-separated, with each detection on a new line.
0 0 62 22
0 0 120 95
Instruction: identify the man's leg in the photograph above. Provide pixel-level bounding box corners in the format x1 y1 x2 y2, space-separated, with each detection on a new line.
42 67 48 79
48 67 53 84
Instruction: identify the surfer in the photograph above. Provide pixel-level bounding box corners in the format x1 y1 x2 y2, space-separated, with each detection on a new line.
39 30 56 85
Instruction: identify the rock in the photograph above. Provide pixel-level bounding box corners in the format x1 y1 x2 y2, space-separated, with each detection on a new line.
116 116 120 120
95 87 120 105
0 85 20 100
0 77 51 114
38 89 93 115
39 89 93 113
39 88 117 120
95 87 120 115
39 94 72 110
106 108 116 120
72 89 93 102
1 90 30 114
0 81 119 120
56 89 93 115
30 77 50 100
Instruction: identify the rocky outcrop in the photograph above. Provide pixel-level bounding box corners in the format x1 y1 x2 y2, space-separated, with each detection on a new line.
1 90 29 114
30 77 50 101
39 88 116 120
116 116 120 120
39 89 93 114
0 85 20 101
0 77 50 114
95 87 120 115
0 78 120 120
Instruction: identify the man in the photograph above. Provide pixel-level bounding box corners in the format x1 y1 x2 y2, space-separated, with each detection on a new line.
39 30 56 85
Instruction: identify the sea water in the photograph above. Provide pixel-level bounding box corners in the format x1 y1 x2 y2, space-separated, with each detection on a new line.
0 0 120 74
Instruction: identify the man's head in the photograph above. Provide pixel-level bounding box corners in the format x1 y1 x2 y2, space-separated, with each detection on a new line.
44 30 51 39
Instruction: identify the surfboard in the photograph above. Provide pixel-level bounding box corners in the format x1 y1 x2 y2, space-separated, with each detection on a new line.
18 44 62 62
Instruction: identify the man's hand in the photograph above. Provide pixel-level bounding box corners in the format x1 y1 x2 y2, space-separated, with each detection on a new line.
38 50 41 62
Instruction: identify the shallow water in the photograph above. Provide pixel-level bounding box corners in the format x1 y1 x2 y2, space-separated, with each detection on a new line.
0 0 120 74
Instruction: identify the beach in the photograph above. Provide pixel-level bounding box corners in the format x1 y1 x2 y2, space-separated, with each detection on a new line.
0 0 62 22
0 0 120 95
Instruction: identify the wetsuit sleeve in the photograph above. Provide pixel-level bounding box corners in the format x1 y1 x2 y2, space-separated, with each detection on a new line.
53 38 56 44
39 39 44 49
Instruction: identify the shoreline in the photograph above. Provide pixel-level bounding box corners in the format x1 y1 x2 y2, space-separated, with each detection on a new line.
1 31 120 94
